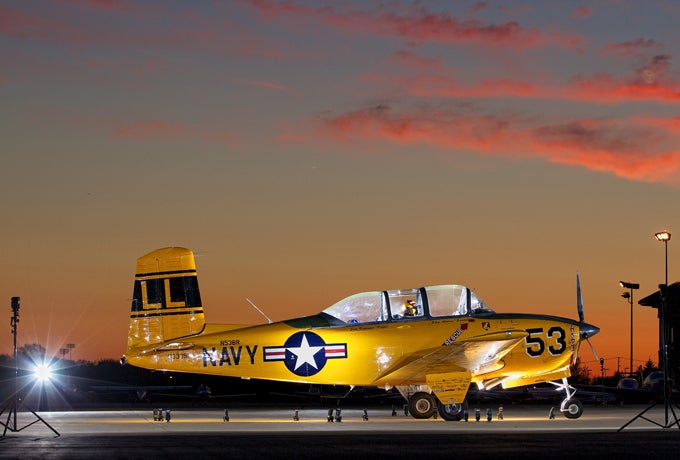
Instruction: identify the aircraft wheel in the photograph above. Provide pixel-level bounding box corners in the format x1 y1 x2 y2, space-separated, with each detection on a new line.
408 392 437 419
436 399 468 421
562 398 584 419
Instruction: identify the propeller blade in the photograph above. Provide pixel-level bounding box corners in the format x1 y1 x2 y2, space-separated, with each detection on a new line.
571 273 601 366
576 272 584 323
586 337 600 362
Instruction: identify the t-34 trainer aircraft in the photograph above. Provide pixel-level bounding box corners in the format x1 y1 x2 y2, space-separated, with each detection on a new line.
121 247 599 420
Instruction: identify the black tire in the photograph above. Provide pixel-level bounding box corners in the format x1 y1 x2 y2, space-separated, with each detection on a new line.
562 398 584 419
436 399 468 421
408 392 437 419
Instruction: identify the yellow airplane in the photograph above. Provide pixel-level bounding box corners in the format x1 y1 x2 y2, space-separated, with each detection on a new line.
122 247 599 420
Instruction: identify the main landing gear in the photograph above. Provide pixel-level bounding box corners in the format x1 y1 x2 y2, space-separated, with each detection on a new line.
406 377 584 421
408 392 468 421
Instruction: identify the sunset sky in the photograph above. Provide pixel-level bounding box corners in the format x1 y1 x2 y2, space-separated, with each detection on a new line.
1 0 679 379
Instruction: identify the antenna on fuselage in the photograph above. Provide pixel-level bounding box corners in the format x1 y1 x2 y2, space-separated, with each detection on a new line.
246 298 273 324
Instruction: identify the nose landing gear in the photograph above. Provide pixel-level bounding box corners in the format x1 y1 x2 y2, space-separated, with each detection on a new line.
554 377 584 419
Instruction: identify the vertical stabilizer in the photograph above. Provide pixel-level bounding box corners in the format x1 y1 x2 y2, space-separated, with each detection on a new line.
127 247 206 351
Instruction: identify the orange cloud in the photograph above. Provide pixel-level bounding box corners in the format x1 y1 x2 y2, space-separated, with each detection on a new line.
317 105 680 185
531 120 680 182
568 55 680 103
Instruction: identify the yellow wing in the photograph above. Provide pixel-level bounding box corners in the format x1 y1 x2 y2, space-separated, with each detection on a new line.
375 330 528 385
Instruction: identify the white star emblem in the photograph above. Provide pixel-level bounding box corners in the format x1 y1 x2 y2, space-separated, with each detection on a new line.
288 333 324 370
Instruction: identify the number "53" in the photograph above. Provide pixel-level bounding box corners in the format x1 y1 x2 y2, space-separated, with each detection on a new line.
524 327 567 357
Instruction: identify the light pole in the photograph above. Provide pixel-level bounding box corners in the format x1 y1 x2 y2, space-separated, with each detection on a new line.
620 281 639 378
654 230 672 427
66 343 75 361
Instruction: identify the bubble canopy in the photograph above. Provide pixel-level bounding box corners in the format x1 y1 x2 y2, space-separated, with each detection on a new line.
321 285 494 325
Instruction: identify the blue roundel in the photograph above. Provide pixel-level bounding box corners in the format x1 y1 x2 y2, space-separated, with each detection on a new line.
283 331 327 377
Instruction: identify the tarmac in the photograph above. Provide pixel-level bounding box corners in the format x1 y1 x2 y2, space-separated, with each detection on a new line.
1 404 680 459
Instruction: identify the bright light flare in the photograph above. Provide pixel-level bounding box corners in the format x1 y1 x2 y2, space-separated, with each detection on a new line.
33 362 54 382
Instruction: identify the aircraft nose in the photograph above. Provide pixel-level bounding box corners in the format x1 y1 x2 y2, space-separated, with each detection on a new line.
580 322 600 339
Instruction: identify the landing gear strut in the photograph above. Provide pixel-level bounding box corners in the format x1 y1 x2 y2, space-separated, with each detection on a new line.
554 377 584 419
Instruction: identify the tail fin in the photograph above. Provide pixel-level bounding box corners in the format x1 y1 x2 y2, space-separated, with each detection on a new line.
126 247 206 351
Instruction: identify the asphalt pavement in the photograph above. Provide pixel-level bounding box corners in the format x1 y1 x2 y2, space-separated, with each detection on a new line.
1 404 680 459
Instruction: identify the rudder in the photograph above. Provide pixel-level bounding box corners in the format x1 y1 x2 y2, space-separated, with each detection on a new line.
127 247 206 351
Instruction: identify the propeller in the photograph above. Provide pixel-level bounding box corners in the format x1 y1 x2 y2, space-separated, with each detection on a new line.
573 273 600 365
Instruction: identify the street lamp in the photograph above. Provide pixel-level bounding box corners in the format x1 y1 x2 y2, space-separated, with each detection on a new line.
620 281 639 378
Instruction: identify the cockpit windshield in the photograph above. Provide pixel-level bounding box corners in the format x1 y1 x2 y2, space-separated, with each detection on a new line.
469 290 494 315
322 291 387 324
321 284 494 325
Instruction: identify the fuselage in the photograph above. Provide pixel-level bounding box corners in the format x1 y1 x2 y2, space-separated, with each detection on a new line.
123 247 599 402
125 312 585 389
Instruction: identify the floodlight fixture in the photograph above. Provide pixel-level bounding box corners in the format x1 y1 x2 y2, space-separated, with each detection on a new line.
619 281 640 290
0 297 60 437
655 231 671 242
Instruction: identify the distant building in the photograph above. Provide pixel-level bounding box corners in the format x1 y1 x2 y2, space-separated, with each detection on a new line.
639 282 680 386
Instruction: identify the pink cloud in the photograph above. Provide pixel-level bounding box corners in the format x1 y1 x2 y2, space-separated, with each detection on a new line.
369 54 680 105
398 74 542 99
388 49 446 72
240 79 292 92
0 6 67 40
601 38 664 57
243 0 585 49
55 0 133 13
572 5 593 18
469 2 490 14
0 4 290 61
316 105 680 185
